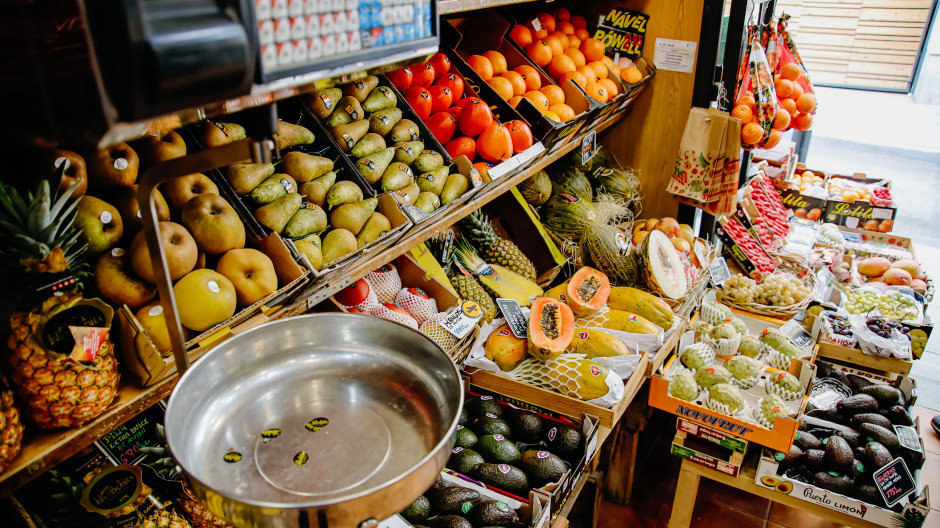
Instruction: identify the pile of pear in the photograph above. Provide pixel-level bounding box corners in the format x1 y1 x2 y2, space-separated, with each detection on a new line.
306 75 469 214
224 127 392 272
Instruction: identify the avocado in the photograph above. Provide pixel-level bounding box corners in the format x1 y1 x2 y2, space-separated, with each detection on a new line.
828 369 851 389
425 475 447 503
466 397 503 418
799 419 809 431
859 384 904 408
776 444 803 470
806 408 845 424
448 448 485 475
471 415 512 437
804 449 826 472
855 485 886 507
849 458 866 480
885 405 914 426
519 450 567 487
854 446 866 461
846 373 876 392
838 430 861 449
466 500 519 527
823 435 854 474
476 434 521 464
793 431 822 451
836 394 878 415
859 423 901 454
456 426 479 449
505 409 543 443
401 495 431 523
458 408 469 426
849 412 894 431
863 441 894 470
472 463 530 496
544 424 584 461
428 515 474 528
808 428 834 440
430 486 482 515
812 471 854 495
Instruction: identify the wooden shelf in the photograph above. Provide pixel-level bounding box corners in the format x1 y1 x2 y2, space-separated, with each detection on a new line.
0 110 629 498
439 0 539 15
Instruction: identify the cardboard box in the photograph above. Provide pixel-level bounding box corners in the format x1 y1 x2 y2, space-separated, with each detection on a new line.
672 417 747 477
838 226 916 262
824 174 896 231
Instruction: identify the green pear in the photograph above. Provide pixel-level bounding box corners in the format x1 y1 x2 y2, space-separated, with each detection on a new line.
331 120 369 152
294 234 322 270
356 148 395 184
321 229 357 265
307 87 342 119
356 212 391 248
298 171 336 207
413 151 444 173
350 133 387 158
282 152 333 183
393 141 424 165
326 180 364 208
342 75 379 102
329 197 377 235
389 119 421 143
369 108 403 136
326 96 365 127
440 173 469 204
276 122 315 150
380 162 414 192
226 163 274 195
414 192 441 214
417 167 449 195
196 122 246 147
284 204 327 238
395 182 420 205
254 193 302 233
251 174 297 204
362 86 398 113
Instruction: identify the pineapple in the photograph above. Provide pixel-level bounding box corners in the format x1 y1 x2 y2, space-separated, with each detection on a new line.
425 234 497 322
0 374 24 474
180 481 232 528
452 239 543 307
459 210 537 280
138 509 193 528
0 174 119 429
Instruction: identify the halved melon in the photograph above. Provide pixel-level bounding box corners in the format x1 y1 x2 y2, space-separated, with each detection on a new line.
565 267 611 316
639 230 688 300
528 297 575 362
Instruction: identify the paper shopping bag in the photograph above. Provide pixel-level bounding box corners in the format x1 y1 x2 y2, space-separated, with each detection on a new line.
668 108 728 202
705 116 742 216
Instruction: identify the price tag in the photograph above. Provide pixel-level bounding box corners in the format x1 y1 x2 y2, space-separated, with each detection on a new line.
95 404 167 465
440 300 484 339
780 319 813 348
581 130 597 165
402 203 431 223
496 298 528 338
894 425 922 453
530 18 543 32
873 457 916 507
376 515 411 528
708 256 731 286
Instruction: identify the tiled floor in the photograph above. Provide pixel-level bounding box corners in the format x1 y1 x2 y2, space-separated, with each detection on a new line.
592 407 940 528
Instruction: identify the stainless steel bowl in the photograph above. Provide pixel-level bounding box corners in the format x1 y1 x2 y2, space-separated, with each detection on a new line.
165 314 461 528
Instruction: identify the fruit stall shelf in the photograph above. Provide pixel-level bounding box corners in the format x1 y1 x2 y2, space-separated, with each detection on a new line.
439 0 539 15
816 340 913 376
0 108 628 498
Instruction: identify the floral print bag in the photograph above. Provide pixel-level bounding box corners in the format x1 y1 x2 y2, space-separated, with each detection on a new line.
668 107 730 203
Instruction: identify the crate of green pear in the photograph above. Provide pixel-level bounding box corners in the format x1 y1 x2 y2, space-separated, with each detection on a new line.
303 74 478 217
754 362 930 525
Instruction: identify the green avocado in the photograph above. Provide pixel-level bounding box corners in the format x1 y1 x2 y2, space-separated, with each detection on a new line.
471 415 512 437
476 434 521 464
401 495 430 524
858 423 900 454
455 426 478 449
544 424 583 461
448 448 485 475
466 500 519 527
519 450 567 487
505 409 543 443
430 486 482 516
472 463 529 496
466 397 503 418
859 384 904 408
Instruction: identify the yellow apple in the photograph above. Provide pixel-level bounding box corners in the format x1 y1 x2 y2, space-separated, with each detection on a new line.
173 269 237 332
160 173 219 211
94 249 157 309
181 193 246 255
216 248 278 306
135 301 172 352
129 221 198 283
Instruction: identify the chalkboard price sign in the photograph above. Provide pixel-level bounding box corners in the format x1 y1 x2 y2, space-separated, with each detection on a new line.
873 457 916 508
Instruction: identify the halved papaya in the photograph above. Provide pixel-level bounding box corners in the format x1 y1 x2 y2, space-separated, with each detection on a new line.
565 267 611 316
528 297 575 362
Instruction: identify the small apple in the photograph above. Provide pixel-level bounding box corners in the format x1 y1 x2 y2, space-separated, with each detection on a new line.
678 224 695 245
180 193 246 255
173 269 237 331
112 185 170 236
131 130 187 168
129 221 198 283
75 195 123 256
655 217 681 237
53 150 88 197
632 230 649 246
94 249 157 309
644 218 659 231
160 173 219 211
215 248 278 306
671 236 691 253
87 142 139 190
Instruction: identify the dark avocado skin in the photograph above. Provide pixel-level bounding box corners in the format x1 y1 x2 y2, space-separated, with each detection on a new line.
466 500 519 527
430 487 482 516
885 405 914 426
428 515 474 528
858 423 900 454
794 431 822 451
823 435 854 474
836 394 878 415
812 472 854 495
849 412 894 431
863 441 894 470
859 384 904 408
804 449 826 472
472 463 529 496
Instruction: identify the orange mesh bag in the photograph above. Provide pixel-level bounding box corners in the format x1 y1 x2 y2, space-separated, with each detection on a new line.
734 27 777 150
773 14 816 133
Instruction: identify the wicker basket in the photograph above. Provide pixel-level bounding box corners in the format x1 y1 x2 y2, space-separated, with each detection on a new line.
715 256 817 319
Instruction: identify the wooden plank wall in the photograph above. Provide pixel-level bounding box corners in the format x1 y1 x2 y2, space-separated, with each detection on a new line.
775 0 931 90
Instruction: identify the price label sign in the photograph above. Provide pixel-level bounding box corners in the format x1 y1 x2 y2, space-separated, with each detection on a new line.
873 457 916 507
780 319 813 348
440 301 483 339
402 203 432 223
496 298 528 338
581 130 597 165
894 425 923 453
708 256 731 286
95 404 166 465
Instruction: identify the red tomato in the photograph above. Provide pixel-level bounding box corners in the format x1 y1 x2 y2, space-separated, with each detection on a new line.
505 120 534 154
445 136 476 160
435 73 465 101
405 86 433 120
476 122 513 162
428 53 451 78
428 85 454 113
412 62 436 87
457 99 494 137
387 67 413 92
425 112 458 145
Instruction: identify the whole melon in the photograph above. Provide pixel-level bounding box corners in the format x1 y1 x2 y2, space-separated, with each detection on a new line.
547 168 593 202
580 223 638 285
593 168 634 200
541 193 600 239
518 170 552 205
